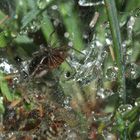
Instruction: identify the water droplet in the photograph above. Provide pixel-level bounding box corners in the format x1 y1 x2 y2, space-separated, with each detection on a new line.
136 130 140 138
103 131 117 140
65 130 79 139
64 32 70 38
78 0 104 7
106 38 112 45
118 87 126 99
0 97 4 106
102 51 108 59
63 96 72 110
37 0 47 9
4 31 9 37
13 14 18 19
134 98 140 106
83 33 89 40
125 120 131 127
93 112 113 122
126 63 139 79
106 66 118 81
118 104 133 114
53 19 60 27
97 88 114 99
133 8 140 17
11 32 17 38
68 41 73 47
0 59 16 74
19 0 23 6
104 89 114 98
127 16 135 30
97 88 104 98
51 5 58 10
137 82 140 88
125 48 132 63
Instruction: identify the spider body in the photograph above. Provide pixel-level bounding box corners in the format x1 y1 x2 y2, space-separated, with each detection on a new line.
28 46 68 78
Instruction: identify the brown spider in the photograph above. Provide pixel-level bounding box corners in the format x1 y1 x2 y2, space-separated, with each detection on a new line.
28 45 69 78
28 31 84 79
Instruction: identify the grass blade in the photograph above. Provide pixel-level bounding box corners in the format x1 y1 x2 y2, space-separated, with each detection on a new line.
104 0 126 102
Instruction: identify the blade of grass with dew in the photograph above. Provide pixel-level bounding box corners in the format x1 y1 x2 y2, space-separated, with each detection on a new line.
59 1 84 50
15 0 28 23
123 106 140 122
21 0 55 30
128 118 138 139
104 0 126 102
21 8 40 29
41 15 58 45
114 111 128 139
0 72 13 102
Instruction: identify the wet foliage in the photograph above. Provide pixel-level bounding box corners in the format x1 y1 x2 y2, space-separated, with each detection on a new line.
0 0 140 140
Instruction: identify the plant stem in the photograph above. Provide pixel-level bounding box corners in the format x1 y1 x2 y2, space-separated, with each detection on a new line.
104 0 126 102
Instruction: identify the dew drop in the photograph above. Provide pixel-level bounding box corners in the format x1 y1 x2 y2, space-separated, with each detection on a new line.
19 0 23 6
133 8 140 17
136 130 140 138
103 132 117 140
126 63 139 79
97 88 104 99
78 0 104 7
127 16 135 35
53 19 60 27
11 32 17 38
97 88 114 99
37 0 47 9
106 38 112 45
65 130 79 139
0 59 15 74
137 82 140 89
51 5 58 10
125 49 132 63
64 32 70 38
125 120 131 127
4 31 8 37
134 98 140 106
68 41 73 47
118 104 133 114
13 14 18 19
106 66 118 81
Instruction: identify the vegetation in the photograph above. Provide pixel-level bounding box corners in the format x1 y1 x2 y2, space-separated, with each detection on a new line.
0 0 140 139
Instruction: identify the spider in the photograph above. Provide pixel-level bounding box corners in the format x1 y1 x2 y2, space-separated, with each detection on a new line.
28 31 85 79
28 45 69 78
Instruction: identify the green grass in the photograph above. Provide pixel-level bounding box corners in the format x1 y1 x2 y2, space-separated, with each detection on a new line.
0 0 140 139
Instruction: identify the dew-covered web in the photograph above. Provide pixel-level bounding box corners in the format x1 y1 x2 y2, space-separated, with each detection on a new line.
0 0 140 140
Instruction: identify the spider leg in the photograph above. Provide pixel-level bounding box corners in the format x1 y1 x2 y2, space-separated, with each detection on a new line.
70 47 86 56
48 30 56 47
30 63 48 78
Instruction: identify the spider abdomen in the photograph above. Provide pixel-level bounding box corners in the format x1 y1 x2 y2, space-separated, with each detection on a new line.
28 47 68 78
